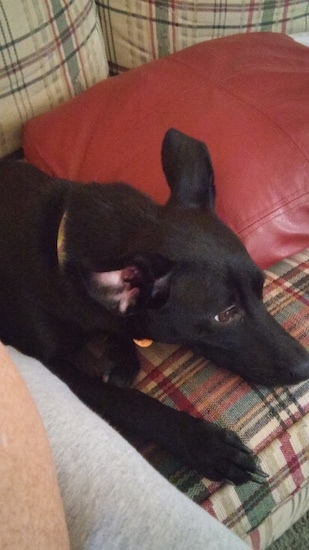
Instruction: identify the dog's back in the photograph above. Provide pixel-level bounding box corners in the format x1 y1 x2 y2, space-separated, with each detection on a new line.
0 162 70 359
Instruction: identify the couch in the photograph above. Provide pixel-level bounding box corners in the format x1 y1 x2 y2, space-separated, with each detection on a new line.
1 1 309 548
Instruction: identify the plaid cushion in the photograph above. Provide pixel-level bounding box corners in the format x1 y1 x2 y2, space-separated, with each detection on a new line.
131 248 309 547
96 0 309 74
0 0 108 158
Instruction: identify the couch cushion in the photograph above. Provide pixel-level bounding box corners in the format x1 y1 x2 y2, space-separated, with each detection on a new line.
95 0 309 74
24 32 309 268
0 0 108 158
133 247 309 547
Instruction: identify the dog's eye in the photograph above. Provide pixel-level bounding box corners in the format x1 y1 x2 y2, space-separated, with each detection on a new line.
214 305 243 323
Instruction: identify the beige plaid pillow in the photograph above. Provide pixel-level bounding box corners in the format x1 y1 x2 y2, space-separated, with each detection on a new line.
0 0 108 157
96 0 309 74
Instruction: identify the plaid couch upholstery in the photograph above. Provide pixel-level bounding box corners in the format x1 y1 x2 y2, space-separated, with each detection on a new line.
1 1 308 154
130 247 309 547
96 0 309 73
0 0 108 158
2 2 309 545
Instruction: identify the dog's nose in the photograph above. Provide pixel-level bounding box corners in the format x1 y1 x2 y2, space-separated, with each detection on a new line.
288 358 309 384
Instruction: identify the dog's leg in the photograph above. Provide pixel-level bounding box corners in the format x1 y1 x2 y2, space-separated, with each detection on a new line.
57 366 267 485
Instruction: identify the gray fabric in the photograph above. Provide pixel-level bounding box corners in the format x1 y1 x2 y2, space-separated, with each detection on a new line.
8 346 247 550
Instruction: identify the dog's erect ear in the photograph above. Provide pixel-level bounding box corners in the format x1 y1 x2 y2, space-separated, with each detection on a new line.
85 254 173 316
161 128 215 210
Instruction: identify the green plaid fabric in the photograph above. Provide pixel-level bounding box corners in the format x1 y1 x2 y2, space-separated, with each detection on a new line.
130 248 309 547
96 0 309 74
0 0 108 158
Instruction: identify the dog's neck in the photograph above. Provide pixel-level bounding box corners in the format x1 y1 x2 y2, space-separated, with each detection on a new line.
57 212 67 267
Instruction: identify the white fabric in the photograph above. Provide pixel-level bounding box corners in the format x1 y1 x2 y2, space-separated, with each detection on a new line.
289 32 309 47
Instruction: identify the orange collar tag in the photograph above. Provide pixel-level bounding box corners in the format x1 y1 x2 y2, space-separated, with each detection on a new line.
133 338 153 348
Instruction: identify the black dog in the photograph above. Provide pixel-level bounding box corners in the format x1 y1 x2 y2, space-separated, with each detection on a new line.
1 129 309 484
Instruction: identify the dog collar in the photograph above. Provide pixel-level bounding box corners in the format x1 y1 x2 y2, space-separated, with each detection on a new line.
57 212 67 267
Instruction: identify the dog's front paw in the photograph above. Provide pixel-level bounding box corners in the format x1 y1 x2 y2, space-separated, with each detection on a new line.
73 334 140 388
178 415 268 484
106 357 140 388
101 335 140 388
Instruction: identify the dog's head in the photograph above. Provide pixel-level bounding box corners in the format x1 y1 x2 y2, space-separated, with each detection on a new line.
65 129 309 386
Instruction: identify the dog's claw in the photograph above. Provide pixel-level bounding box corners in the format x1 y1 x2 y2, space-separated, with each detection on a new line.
242 446 254 455
255 467 269 478
224 479 236 486
248 468 269 484
225 468 268 486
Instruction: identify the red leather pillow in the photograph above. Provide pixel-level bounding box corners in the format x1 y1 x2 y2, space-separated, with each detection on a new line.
23 33 309 268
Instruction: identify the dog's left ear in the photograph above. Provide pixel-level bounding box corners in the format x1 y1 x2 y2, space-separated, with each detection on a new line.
161 128 215 210
85 254 173 316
